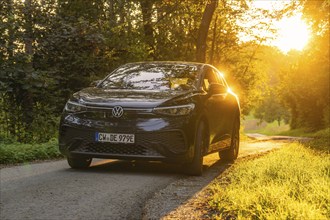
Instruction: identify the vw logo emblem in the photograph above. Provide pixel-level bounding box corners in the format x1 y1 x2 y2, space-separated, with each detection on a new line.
112 106 124 118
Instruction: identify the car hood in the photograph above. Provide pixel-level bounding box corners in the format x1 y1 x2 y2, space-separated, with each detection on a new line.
72 87 194 108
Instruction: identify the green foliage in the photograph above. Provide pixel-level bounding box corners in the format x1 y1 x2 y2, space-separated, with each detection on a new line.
279 33 329 130
243 117 290 135
0 0 264 143
1 0 328 143
254 89 290 125
209 143 330 219
0 138 63 164
240 45 291 125
0 0 148 143
1 0 65 142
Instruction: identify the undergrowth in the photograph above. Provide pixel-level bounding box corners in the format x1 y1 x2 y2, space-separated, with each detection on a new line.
0 138 63 164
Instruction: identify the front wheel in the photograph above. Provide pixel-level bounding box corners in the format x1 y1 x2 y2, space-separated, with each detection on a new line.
184 121 206 176
67 157 92 169
219 117 240 162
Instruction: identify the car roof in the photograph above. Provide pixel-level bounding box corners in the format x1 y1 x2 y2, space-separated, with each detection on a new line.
123 61 208 68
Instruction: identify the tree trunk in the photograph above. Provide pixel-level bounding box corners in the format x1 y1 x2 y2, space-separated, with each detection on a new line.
24 0 33 60
108 0 116 26
22 0 34 141
4 0 16 137
139 0 155 59
196 0 217 63
210 15 218 64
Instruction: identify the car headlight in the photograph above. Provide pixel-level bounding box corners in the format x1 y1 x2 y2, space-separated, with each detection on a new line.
153 104 195 116
64 101 87 113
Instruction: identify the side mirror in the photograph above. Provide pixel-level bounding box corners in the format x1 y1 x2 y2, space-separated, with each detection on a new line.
90 80 102 87
208 83 227 95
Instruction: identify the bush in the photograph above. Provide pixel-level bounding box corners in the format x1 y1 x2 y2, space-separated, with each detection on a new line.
0 138 63 164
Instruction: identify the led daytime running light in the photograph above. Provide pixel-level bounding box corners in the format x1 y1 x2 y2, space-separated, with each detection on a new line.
153 104 195 116
65 101 87 113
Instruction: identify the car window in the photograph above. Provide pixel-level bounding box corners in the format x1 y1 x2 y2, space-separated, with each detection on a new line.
99 63 201 91
202 67 220 91
213 68 229 88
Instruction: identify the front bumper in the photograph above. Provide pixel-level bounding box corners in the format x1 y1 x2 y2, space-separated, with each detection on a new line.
59 112 195 162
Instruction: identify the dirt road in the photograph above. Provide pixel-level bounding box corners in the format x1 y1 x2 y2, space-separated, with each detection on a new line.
0 136 299 220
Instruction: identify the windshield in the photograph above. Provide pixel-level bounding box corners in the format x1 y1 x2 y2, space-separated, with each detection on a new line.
99 63 201 91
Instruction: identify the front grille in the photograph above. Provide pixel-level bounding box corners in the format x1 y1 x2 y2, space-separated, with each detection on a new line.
77 109 152 120
80 111 113 120
75 143 162 157
69 130 187 157
138 131 187 154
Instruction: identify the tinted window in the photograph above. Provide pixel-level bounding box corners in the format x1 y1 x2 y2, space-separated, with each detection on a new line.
212 68 226 86
99 63 201 91
202 67 220 91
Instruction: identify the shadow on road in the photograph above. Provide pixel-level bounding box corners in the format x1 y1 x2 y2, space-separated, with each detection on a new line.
84 159 184 176
141 153 234 219
64 154 232 178
62 154 233 219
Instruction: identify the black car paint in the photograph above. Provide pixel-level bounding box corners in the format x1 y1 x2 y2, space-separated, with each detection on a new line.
59 61 240 164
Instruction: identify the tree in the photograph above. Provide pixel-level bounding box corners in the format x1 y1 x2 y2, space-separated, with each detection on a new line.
196 0 217 62
0 0 62 142
278 0 329 130
139 0 156 59
254 89 290 125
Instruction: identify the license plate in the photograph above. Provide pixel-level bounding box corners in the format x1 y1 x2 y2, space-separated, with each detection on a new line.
95 132 135 144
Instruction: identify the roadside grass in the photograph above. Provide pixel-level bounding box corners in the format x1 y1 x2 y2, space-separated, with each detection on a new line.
0 138 63 165
280 127 330 138
278 128 311 137
280 128 330 152
208 129 330 219
243 118 290 135
307 128 330 152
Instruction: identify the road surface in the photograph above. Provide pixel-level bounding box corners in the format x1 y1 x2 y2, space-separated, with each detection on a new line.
0 136 299 220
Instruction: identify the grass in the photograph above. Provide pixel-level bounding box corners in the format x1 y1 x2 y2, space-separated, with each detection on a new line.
279 127 330 137
279 128 330 152
278 128 312 137
243 118 290 135
208 129 330 219
0 138 63 165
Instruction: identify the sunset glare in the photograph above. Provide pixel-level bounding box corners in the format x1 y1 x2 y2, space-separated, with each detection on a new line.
249 1 311 53
274 14 310 53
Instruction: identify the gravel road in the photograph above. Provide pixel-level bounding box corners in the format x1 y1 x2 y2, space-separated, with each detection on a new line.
0 135 300 220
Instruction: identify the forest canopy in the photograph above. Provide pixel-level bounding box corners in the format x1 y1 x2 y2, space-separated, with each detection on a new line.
0 0 329 143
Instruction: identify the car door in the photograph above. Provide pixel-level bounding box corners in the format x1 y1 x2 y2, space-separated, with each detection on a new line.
203 66 233 152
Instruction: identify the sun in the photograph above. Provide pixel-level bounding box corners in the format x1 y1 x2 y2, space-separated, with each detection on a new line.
248 1 311 53
274 14 310 53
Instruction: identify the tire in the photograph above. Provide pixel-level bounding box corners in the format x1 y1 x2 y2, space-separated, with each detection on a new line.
219 117 240 162
184 121 206 176
67 157 92 169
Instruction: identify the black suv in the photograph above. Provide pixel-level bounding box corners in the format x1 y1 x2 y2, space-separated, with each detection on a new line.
59 61 240 175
